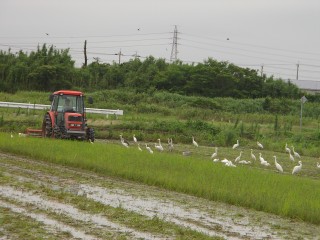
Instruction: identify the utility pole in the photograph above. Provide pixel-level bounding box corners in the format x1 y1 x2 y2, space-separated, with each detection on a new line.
260 65 264 77
300 96 307 131
116 49 122 64
82 40 88 68
296 62 299 80
170 25 178 62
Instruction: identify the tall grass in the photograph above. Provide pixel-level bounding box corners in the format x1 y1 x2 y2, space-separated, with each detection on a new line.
0 133 319 225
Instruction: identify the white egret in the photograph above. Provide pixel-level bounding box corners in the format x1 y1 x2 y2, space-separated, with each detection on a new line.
259 153 270 166
212 158 219 163
168 138 174 151
292 161 302 175
259 153 265 163
238 160 250 164
192 136 199 147
119 134 129 146
89 139 94 144
232 140 239 149
155 143 164 152
155 139 164 151
211 147 218 159
145 144 153 154
221 158 229 164
285 143 291 154
137 143 142 151
289 152 295 162
121 139 129 148
317 162 320 168
133 134 137 143
234 151 243 162
225 161 236 167
257 141 263 149
250 149 256 161
10 132 13 138
292 146 301 158
274 156 283 173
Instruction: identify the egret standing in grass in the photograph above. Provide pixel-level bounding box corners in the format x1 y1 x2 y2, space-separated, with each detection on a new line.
234 151 243 162
289 152 295 162
168 138 174 152
292 161 302 175
257 141 263 149
133 134 137 144
155 139 164 151
145 144 153 154
211 147 218 159
232 140 239 149
155 143 164 152
119 134 129 147
250 149 256 161
192 136 199 147
259 153 270 166
292 146 301 158
137 143 142 151
285 143 291 154
274 156 283 173
317 162 320 168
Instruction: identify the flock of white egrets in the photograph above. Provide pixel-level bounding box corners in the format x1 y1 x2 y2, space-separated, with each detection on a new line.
211 139 318 175
119 134 320 175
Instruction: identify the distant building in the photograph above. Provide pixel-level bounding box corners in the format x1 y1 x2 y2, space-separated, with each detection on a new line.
288 79 320 94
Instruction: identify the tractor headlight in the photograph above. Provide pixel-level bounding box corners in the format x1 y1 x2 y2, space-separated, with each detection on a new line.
70 123 81 127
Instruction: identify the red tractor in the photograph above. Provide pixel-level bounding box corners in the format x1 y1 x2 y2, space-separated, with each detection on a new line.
42 90 95 142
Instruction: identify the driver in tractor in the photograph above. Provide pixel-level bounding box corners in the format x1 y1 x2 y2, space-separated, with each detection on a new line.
63 98 73 112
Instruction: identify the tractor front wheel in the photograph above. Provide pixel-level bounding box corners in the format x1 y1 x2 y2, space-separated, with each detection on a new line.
53 125 67 139
86 127 95 142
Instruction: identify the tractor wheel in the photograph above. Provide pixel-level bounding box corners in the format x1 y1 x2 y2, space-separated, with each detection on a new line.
43 113 53 138
53 125 67 139
86 127 95 142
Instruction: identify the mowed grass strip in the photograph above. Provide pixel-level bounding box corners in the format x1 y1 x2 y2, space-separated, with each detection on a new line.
0 133 319 225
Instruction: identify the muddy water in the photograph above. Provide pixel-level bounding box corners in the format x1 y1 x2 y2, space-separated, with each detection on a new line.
0 200 98 240
0 152 319 240
0 185 163 240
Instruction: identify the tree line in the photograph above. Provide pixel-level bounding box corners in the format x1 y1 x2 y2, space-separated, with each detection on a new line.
0 44 303 99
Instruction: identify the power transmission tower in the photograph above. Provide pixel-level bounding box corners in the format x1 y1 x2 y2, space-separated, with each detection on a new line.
170 25 178 62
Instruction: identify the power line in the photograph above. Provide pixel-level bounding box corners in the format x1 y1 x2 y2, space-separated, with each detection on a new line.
182 33 320 57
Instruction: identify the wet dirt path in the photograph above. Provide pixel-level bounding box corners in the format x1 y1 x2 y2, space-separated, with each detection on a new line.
0 152 319 239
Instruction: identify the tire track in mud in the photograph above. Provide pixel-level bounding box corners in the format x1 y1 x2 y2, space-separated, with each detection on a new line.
0 200 98 240
1 152 319 240
0 186 165 240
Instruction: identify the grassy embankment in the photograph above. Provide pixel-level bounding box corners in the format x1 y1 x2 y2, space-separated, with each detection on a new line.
0 133 319 225
1 90 320 157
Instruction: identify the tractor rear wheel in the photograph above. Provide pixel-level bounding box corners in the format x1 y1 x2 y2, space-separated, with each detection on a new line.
86 127 95 142
43 113 53 138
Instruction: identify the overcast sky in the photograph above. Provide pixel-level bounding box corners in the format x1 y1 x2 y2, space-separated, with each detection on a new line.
1 0 320 82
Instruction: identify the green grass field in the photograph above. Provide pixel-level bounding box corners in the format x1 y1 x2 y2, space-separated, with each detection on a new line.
0 133 319 225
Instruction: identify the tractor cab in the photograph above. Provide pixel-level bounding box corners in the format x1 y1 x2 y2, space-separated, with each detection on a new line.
50 93 85 126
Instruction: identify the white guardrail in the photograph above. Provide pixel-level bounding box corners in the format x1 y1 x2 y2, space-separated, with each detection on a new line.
0 101 123 117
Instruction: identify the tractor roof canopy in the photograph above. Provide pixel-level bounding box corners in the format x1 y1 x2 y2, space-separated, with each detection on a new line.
53 90 84 96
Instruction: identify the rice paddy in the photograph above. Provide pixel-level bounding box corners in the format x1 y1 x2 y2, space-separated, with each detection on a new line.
0 133 319 225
